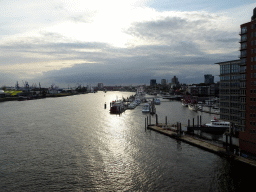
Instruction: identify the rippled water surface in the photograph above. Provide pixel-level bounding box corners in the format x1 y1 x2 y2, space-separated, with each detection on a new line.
0 91 255 191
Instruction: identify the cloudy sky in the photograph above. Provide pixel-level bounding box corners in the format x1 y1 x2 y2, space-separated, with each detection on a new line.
0 0 255 87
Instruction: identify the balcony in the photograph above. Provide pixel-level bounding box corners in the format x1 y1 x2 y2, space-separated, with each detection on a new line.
239 53 247 58
239 30 247 35
240 60 247 66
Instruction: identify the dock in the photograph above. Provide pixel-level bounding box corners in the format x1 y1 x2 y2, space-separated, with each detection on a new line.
147 124 256 167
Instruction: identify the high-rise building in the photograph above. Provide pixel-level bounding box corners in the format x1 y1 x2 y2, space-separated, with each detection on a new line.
161 79 167 86
204 74 214 84
239 7 256 154
150 79 157 86
171 76 179 85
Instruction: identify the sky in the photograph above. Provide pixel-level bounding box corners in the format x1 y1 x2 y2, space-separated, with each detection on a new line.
0 0 255 88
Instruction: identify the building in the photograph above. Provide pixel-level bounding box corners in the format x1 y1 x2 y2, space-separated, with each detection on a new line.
98 83 103 89
238 7 256 155
204 74 214 84
150 79 157 86
187 84 218 97
161 79 167 86
171 76 179 87
215 60 242 130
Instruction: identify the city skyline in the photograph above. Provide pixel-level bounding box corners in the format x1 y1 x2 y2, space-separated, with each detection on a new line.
0 0 255 87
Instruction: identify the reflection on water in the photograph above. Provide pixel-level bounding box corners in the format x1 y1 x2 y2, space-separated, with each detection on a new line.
0 91 255 191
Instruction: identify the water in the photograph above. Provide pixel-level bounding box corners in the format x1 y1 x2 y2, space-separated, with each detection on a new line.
0 91 254 191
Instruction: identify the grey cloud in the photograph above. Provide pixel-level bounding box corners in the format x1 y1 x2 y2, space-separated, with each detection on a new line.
1 12 237 87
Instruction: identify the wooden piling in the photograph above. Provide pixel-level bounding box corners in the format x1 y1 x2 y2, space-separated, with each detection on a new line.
165 116 167 125
193 118 194 127
156 114 158 125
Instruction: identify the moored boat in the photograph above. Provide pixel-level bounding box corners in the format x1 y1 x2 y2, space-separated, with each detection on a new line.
188 103 198 111
142 103 150 113
110 101 125 114
154 98 161 105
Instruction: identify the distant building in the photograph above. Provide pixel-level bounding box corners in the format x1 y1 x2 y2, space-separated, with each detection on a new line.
171 76 179 86
204 74 214 84
161 79 167 86
98 83 103 89
150 79 157 86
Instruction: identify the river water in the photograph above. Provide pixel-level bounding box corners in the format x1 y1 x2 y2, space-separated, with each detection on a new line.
0 91 254 191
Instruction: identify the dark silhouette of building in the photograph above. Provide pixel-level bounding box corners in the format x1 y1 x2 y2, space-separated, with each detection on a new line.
150 79 156 86
204 74 214 84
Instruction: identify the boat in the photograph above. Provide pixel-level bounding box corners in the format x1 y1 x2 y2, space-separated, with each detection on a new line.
142 103 151 113
110 101 125 114
127 102 136 109
182 102 188 107
205 118 230 128
154 98 161 105
187 118 230 134
134 99 141 106
188 103 198 111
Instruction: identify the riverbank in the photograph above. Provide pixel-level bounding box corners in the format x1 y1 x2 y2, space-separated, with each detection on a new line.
147 124 256 168
0 92 84 102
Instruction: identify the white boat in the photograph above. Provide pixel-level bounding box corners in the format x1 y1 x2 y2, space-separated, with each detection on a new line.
182 102 188 107
205 118 230 128
127 102 136 109
154 98 161 105
134 99 141 105
188 104 198 111
142 103 150 113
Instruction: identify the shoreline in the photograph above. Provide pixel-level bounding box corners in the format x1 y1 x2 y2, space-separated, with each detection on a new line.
0 92 85 102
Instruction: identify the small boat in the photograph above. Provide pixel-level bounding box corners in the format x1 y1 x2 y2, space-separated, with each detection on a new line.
154 98 161 105
142 103 151 113
188 104 198 111
127 102 136 109
182 102 188 107
134 99 141 106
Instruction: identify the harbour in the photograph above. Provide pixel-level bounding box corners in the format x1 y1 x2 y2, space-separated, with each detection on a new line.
0 91 255 191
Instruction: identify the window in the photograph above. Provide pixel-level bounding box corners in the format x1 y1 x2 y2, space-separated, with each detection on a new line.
252 57 254 62
252 33 254 38
252 24 254 29
252 65 254 70
252 49 254 54
252 41 254 46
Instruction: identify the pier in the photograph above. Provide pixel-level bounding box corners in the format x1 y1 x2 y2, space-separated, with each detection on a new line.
146 121 256 168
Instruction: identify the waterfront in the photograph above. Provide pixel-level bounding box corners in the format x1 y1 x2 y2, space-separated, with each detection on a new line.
0 91 254 191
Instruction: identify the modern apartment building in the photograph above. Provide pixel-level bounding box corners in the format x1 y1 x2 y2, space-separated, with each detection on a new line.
215 60 242 130
239 7 256 155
